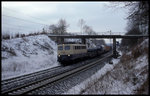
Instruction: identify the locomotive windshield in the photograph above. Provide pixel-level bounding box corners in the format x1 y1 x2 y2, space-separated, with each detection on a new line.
58 46 63 50
65 46 70 50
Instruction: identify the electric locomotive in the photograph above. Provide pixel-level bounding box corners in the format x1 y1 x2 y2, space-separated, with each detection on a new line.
57 43 87 62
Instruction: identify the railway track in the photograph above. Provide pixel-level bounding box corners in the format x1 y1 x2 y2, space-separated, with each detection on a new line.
1 66 62 94
2 66 61 85
1 52 113 95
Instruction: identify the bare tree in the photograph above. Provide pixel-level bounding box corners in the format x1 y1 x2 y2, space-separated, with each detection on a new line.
127 1 149 35
49 19 69 35
78 19 86 35
57 19 69 35
107 1 149 35
83 25 97 35
107 1 149 49
49 24 58 34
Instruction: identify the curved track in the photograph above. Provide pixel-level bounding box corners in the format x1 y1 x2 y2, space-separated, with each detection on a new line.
1 52 113 95
1 66 62 94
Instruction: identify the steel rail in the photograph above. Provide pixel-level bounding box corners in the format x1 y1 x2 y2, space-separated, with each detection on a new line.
1 66 62 94
2 66 61 85
5 53 112 95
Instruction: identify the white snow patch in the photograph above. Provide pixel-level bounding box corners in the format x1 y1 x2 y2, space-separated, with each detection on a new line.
64 58 120 94
126 51 131 55
64 45 148 95
135 55 148 70
2 35 60 80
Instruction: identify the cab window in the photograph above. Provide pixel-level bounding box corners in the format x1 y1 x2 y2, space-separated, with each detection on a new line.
58 46 63 50
83 46 86 49
65 46 70 50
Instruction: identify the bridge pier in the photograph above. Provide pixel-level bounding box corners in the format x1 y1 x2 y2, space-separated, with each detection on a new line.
61 37 64 43
56 37 64 44
113 38 118 58
81 38 86 44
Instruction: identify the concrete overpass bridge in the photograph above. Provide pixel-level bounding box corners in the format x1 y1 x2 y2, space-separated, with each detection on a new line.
47 34 149 58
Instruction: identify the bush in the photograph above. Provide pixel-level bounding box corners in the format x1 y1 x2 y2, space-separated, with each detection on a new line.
2 34 10 39
131 47 142 59
15 33 19 38
120 53 132 63
121 27 142 50
20 34 25 38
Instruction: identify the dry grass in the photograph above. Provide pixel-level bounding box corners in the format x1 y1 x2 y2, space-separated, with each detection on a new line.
135 77 149 95
79 75 100 94
131 47 142 59
79 39 149 94
121 38 148 63
120 53 132 63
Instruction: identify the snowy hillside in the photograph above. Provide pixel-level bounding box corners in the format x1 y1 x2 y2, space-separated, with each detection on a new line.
2 35 59 80
64 38 149 94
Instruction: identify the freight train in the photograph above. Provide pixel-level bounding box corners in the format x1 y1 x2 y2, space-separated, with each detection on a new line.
57 43 111 65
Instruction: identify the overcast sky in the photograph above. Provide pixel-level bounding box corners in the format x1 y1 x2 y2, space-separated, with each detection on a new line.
2 1 129 33
2 1 129 43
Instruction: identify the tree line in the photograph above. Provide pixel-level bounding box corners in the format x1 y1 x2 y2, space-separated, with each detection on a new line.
46 18 97 35
118 1 149 49
2 18 97 40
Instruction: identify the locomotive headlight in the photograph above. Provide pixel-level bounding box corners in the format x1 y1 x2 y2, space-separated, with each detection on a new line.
68 54 70 56
58 55 60 57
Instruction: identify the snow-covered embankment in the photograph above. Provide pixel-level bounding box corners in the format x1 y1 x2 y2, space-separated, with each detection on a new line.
2 35 59 80
65 38 149 94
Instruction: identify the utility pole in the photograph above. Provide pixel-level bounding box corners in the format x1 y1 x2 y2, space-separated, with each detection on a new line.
9 30 11 39
110 30 111 44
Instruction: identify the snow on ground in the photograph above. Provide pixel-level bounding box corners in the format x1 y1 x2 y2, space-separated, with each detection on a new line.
64 38 148 94
2 35 59 80
65 54 148 94
64 57 120 94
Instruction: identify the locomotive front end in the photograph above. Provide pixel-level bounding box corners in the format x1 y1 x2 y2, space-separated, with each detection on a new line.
57 44 73 62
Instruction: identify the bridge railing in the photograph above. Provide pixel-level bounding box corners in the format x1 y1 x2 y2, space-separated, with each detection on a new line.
47 32 127 35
